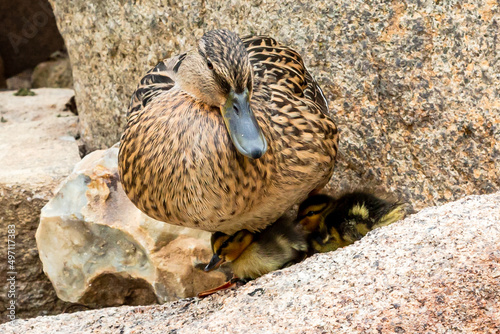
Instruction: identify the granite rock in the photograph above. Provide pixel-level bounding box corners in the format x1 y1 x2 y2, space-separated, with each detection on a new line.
2 192 499 333
0 88 80 323
49 0 499 211
36 146 227 308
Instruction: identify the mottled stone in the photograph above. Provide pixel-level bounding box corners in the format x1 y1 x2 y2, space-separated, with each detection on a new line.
5 69 32 90
0 0 65 77
32 56 73 88
0 88 80 323
36 146 226 308
3 192 499 333
49 0 499 211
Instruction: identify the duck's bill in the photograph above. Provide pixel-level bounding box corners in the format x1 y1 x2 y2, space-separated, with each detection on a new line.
205 254 225 272
221 89 268 159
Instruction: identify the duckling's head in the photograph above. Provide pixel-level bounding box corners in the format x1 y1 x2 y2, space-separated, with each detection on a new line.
177 29 267 159
297 194 335 233
205 230 254 272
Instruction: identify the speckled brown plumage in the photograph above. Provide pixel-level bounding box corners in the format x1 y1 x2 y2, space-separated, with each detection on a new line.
119 30 338 234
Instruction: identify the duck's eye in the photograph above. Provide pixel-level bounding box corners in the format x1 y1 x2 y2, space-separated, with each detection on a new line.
207 59 214 70
306 211 318 217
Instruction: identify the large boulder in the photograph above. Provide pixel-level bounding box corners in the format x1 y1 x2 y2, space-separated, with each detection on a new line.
36 146 227 308
49 0 499 210
0 0 65 78
2 192 499 333
0 88 80 322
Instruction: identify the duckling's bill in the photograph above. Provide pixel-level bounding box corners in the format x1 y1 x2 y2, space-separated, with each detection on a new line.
221 88 267 159
205 253 225 271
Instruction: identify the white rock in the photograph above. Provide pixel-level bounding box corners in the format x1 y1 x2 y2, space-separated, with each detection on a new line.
36 145 226 306
0 88 80 320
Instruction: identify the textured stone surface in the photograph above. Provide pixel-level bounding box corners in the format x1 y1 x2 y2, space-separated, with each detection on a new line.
0 88 80 322
5 69 32 90
0 0 65 77
49 0 499 211
3 192 499 333
36 146 226 307
32 56 73 88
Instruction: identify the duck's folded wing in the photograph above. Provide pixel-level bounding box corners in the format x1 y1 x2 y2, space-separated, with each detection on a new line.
242 35 328 115
127 53 187 118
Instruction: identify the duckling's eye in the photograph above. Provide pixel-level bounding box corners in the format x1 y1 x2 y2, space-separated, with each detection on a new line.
207 59 214 70
306 211 318 217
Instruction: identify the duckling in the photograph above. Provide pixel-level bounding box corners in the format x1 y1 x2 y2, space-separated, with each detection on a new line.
198 216 307 297
119 29 338 235
297 191 405 253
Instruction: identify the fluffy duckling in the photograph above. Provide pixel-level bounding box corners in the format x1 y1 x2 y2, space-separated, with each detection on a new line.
199 216 307 297
297 191 405 253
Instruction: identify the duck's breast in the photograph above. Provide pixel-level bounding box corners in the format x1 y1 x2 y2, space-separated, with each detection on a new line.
119 90 273 232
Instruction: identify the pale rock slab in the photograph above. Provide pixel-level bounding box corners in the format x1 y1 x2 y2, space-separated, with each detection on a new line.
0 88 80 321
36 146 226 307
3 192 499 333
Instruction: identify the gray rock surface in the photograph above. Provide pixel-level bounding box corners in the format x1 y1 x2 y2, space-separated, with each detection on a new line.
49 0 499 211
2 192 499 333
0 89 80 322
36 146 226 307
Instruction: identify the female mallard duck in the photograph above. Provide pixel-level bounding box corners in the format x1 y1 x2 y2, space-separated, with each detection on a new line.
198 215 307 297
297 191 405 253
119 29 338 234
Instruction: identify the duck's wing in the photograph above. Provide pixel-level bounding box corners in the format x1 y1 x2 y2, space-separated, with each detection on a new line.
126 53 187 118
242 35 328 115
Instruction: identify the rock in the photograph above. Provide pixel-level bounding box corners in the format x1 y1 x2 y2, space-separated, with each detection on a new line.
36 146 227 308
49 0 499 210
6 69 32 90
151 236 229 301
0 0 65 78
2 192 499 333
0 88 80 322
32 56 73 88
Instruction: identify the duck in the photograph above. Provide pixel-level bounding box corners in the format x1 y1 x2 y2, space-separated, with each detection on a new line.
297 191 405 253
118 29 338 234
198 215 308 297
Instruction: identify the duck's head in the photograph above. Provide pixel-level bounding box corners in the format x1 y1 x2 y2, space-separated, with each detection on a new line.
205 230 254 271
177 29 267 159
297 194 335 237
